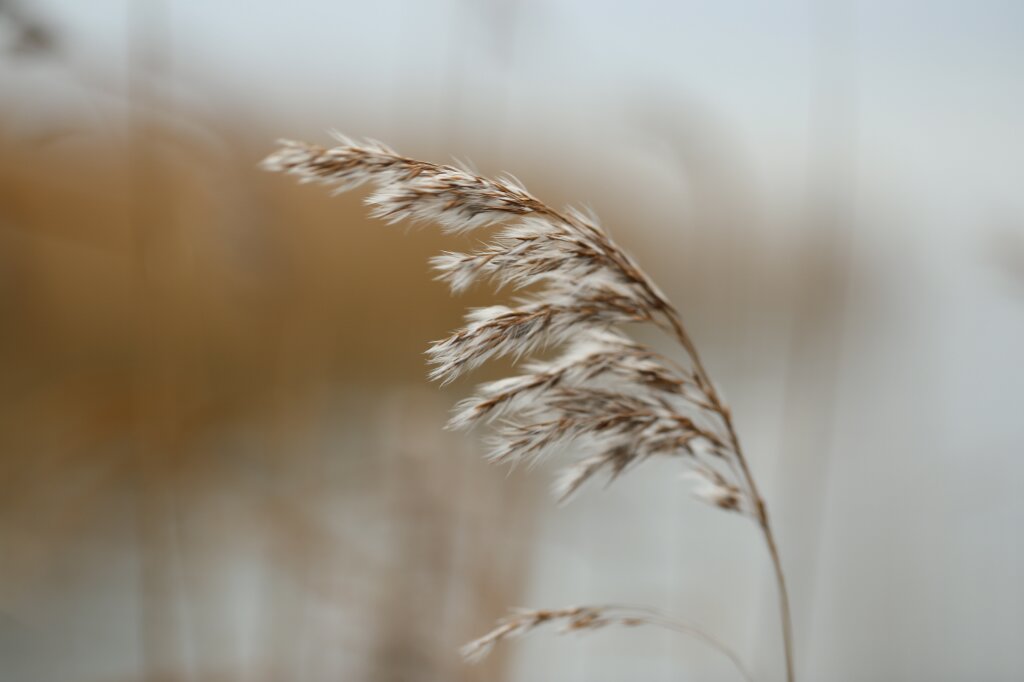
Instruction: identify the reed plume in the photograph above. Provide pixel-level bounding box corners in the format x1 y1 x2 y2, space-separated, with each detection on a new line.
461 605 752 682
263 134 795 681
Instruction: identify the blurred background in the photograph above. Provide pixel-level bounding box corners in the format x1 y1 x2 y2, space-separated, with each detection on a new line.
0 1 1022 680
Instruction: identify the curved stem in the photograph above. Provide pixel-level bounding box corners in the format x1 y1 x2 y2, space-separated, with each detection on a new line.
761 513 795 682
662 307 796 682
646 616 755 682
598 605 755 682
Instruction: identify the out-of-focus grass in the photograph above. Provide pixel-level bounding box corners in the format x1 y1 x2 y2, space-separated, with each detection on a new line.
0 118 539 681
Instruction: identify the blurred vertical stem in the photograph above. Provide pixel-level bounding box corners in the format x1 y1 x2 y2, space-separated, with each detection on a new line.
129 0 177 678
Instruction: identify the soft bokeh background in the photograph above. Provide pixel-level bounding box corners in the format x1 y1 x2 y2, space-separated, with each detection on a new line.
1 1 1022 681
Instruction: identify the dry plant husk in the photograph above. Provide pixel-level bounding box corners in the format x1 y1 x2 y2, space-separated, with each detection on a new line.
263 135 795 682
